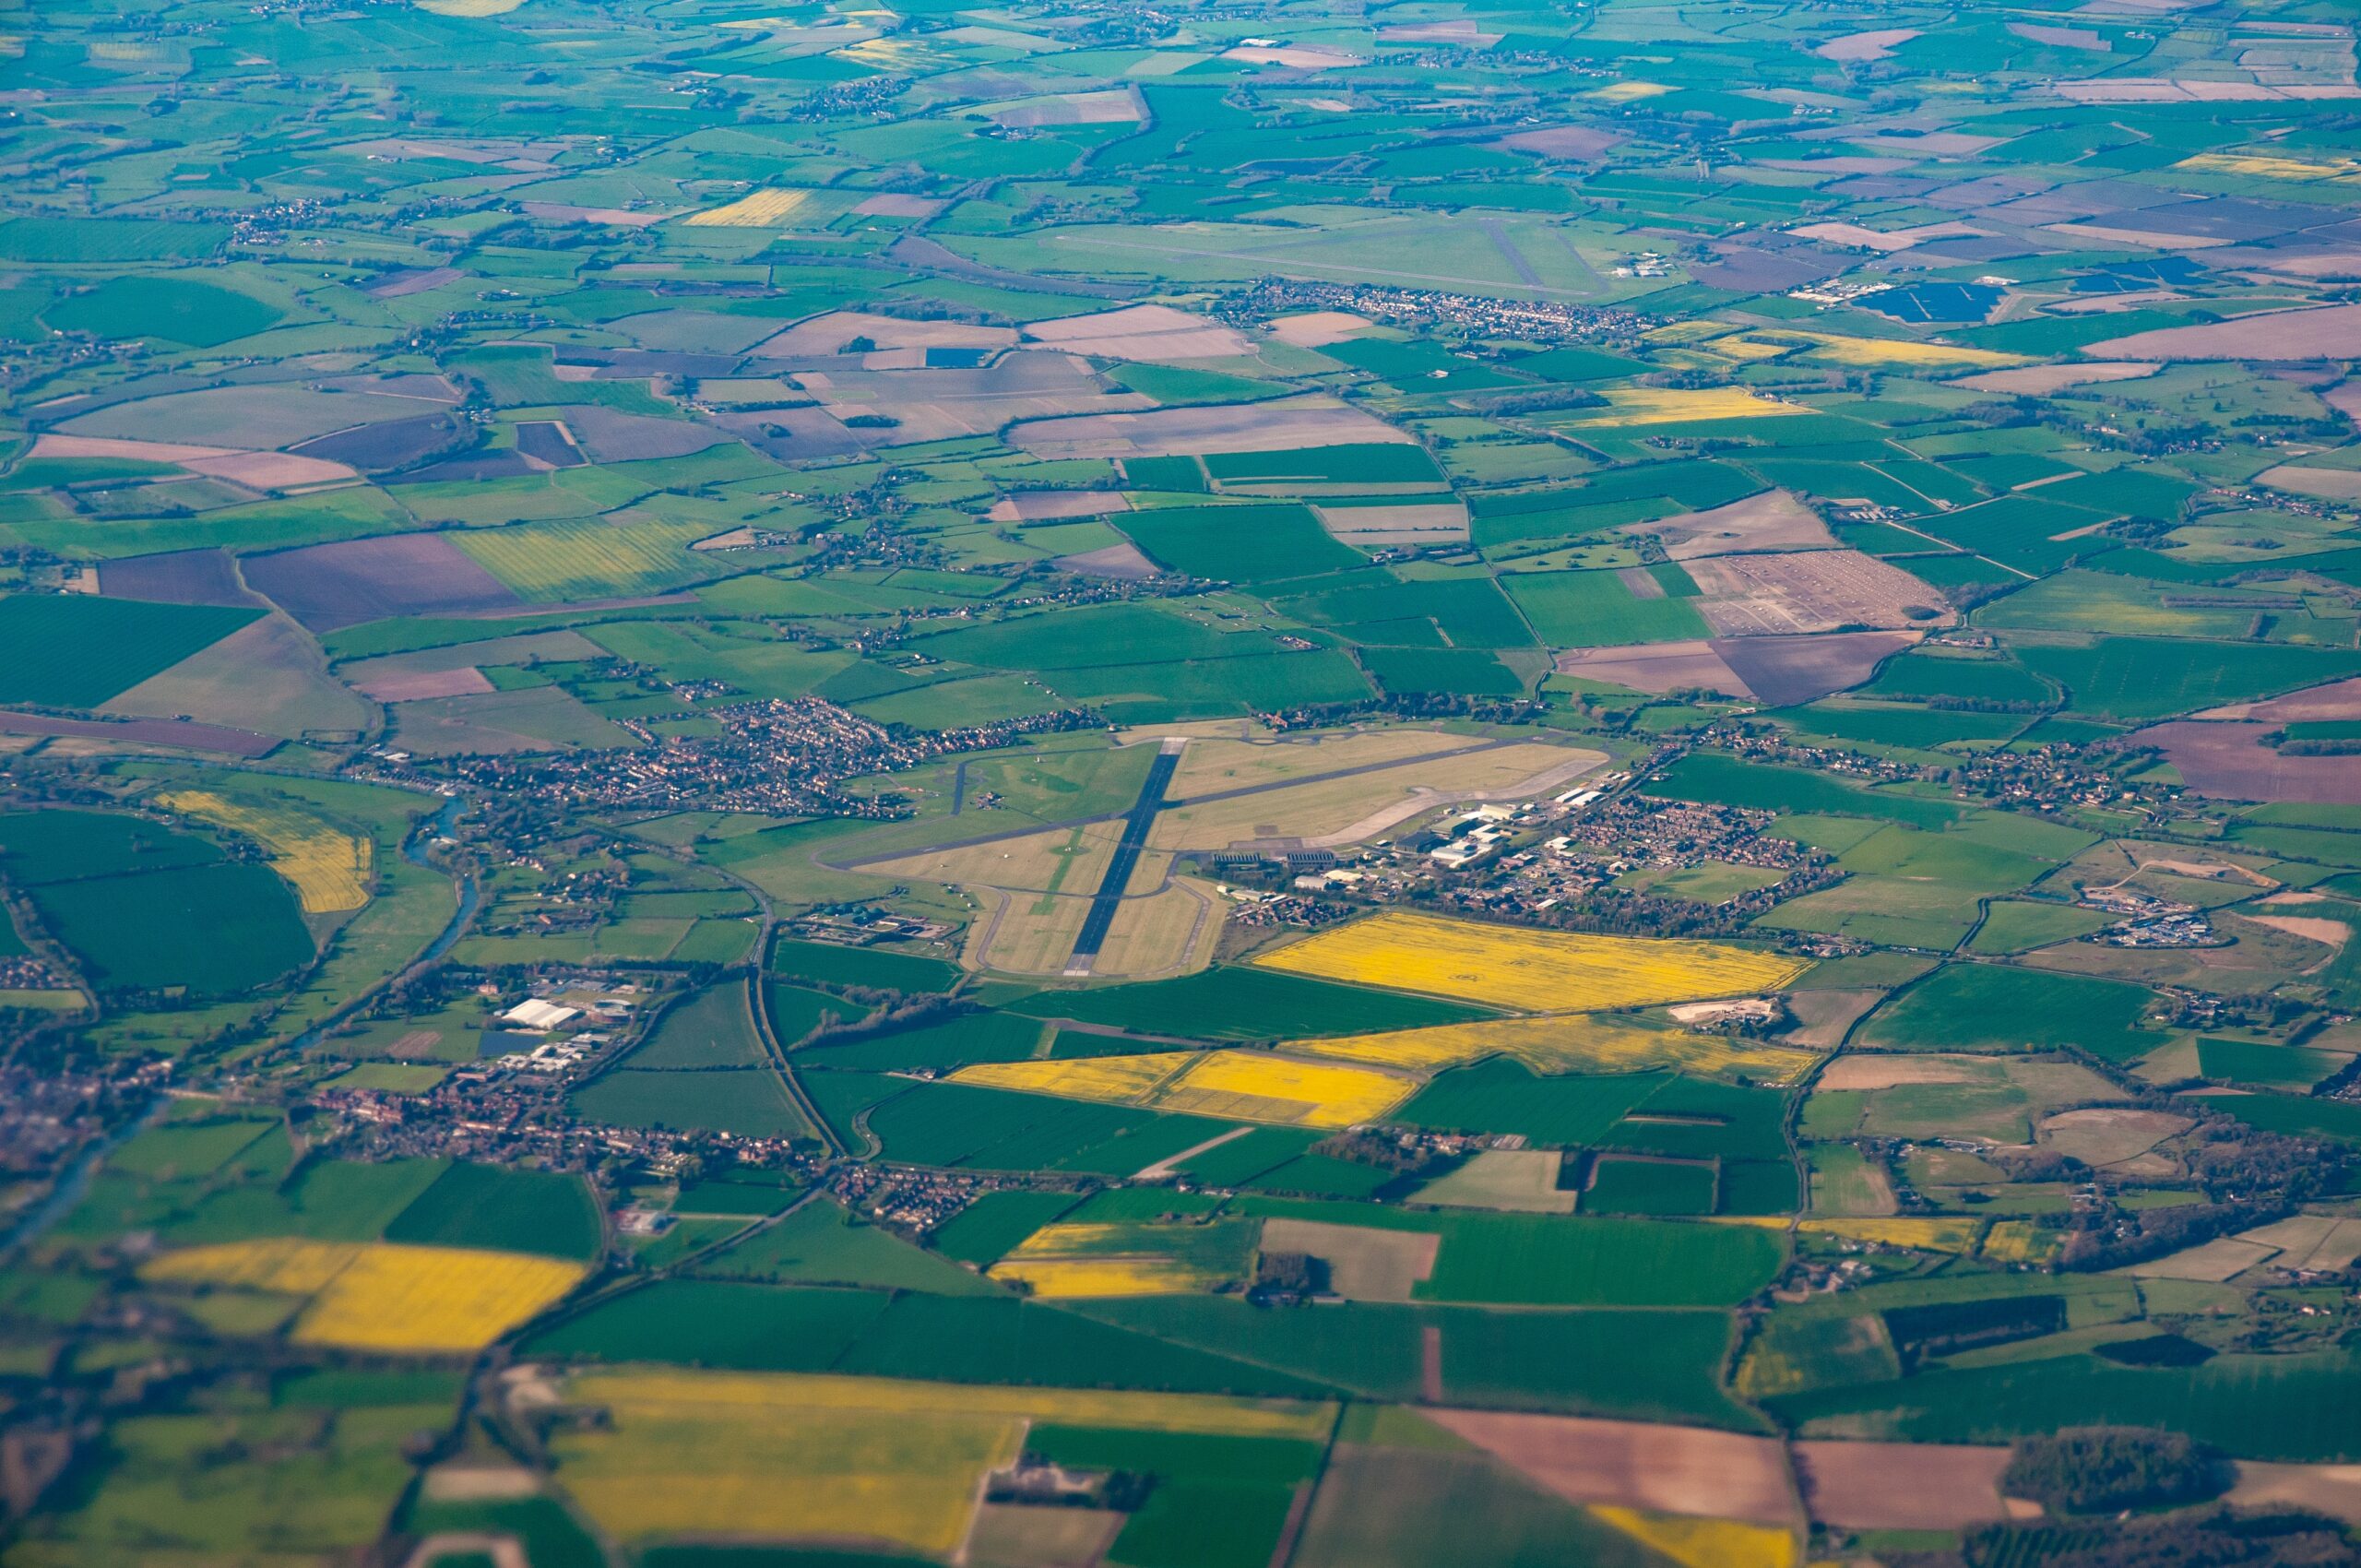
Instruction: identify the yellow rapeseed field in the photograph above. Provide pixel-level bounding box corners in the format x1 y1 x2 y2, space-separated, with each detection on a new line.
1159 1051 1411 1128
1980 1220 2065 1265
1561 386 1803 428
564 1369 1334 1439
1701 333 1802 362
988 1256 1211 1297
1297 1014 1821 1084
145 1237 360 1296
1767 331 2023 369
1588 80 1670 102
951 1049 1413 1127
144 1239 585 1352
1593 1509 1797 1568
2177 152 2361 182
1800 1217 1984 1255
158 790 372 913
550 1370 1335 1550
684 188 812 227
952 1052 1192 1101
1253 911 1811 1013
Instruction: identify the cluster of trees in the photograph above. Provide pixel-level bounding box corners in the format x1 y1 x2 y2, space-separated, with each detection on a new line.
2000 1427 2232 1515
1919 1511 2359 1568
1312 1129 1447 1177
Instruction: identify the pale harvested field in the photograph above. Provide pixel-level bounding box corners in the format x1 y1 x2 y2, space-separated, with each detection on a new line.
193 450 359 489
2236 1214 2361 1273
421 1464 541 1503
2231 1463 2361 1526
1796 1442 2020 1530
984 89 1145 127
853 193 944 218
988 490 1130 522
1816 1054 1989 1090
1260 1217 1440 1301
354 666 496 702
1056 542 1161 580
753 311 1017 358
1556 640 1751 699
1789 221 1985 254
1781 991 1883 1051
1315 501 1469 543
2036 1108 2190 1167
2089 302 2361 361
1957 361 2159 395
1816 27 1917 59
1267 310 1371 347
104 612 375 740
340 629 605 683
2125 1236 2280 1281
1381 18 1501 42
1687 550 1951 636
2259 465 2361 501
1222 42 1364 66
1023 303 1252 360
1430 1409 1797 1525
30 433 357 486
1410 1149 1576 1214
2244 912 2348 959
1632 490 1836 560
968 1504 1123 1566
1010 396 1414 459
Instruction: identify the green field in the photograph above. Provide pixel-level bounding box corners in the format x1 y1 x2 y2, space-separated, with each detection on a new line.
383 1162 603 1260
1500 569 1707 647
0 594 260 707
1857 965 2163 1060
630 983 769 1068
28 862 313 995
1116 504 1366 584
569 1068 811 1140
698 1197 999 1294
1009 967 1494 1040
46 277 284 348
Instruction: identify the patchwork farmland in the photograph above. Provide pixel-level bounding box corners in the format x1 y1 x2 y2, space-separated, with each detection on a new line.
9 0 2361 1562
